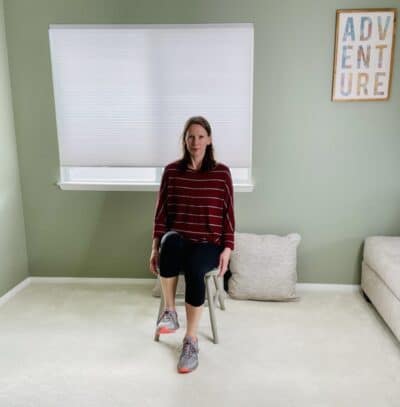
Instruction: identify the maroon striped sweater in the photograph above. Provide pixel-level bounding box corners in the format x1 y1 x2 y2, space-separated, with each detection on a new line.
153 161 235 250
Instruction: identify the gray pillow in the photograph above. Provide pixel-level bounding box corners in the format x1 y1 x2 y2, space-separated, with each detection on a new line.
228 232 301 301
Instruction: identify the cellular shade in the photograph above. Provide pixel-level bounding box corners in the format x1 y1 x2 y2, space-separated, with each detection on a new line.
49 24 253 168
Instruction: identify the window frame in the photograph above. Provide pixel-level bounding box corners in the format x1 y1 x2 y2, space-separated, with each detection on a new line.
49 23 254 192
56 166 254 192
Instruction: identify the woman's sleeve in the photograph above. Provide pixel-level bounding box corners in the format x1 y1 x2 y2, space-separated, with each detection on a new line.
222 169 235 250
153 169 168 240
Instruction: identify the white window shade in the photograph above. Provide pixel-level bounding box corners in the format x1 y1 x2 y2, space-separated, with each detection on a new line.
49 24 253 169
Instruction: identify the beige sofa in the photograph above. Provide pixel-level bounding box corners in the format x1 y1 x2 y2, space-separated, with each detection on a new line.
361 236 400 342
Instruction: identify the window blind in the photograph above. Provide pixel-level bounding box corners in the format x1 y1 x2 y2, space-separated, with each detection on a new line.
49 24 253 168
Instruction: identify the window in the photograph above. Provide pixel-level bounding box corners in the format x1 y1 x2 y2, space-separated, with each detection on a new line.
49 24 254 191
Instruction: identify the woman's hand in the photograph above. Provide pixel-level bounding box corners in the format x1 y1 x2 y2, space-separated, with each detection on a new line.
218 247 232 277
149 249 159 276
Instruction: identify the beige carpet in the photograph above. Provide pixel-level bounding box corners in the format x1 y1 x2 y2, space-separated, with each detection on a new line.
0 279 399 407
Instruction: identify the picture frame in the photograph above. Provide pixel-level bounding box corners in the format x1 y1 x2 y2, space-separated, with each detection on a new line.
332 8 397 101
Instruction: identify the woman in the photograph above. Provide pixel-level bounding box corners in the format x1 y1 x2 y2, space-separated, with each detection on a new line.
149 116 235 374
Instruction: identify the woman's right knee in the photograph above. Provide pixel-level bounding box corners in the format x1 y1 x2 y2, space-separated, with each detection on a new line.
160 231 183 253
159 231 184 277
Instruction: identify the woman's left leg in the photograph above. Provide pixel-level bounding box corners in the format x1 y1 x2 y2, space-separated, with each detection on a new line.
185 302 204 339
183 242 223 339
177 242 222 373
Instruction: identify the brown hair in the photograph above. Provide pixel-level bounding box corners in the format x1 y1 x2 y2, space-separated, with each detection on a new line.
177 116 217 172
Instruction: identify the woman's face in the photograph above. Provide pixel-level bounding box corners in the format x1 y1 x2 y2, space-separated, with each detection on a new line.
185 124 211 161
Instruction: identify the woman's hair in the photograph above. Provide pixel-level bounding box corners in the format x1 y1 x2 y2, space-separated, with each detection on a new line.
178 116 217 172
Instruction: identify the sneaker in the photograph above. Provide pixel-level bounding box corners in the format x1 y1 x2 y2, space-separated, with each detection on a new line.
177 335 199 373
156 309 179 334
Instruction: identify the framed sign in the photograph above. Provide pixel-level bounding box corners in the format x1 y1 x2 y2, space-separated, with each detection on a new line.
332 8 397 101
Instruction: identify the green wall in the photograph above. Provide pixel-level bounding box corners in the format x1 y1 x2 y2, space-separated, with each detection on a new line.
0 0 28 297
3 0 400 283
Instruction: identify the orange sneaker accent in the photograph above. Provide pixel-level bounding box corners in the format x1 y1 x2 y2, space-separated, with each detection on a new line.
157 326 176 334
178 367 191 374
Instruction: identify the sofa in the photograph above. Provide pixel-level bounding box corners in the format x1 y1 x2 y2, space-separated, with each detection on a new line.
361 236 400 342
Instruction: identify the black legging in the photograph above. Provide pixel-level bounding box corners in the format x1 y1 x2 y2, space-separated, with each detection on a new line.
159 231 223 307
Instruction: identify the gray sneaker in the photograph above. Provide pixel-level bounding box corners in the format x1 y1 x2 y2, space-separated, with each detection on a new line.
177 336 199 373
156 309 179 334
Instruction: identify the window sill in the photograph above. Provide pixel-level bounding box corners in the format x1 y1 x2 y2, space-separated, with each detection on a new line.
56 181 254 192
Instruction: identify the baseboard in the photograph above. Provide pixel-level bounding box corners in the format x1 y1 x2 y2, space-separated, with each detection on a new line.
30 278 360 291
28 276 154 285
0 277 31 307
0 277 361 308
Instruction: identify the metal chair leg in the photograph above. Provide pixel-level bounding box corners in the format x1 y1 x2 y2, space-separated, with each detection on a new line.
213 275 226 310
205 274 219 344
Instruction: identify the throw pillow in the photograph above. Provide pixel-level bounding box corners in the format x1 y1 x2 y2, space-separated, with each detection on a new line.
228 232 301 301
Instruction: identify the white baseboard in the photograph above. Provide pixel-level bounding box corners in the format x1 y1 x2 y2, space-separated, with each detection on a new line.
0 277 361 308
29 278 360 291
0 277 155 307
0 277 31 307
28 276 154 285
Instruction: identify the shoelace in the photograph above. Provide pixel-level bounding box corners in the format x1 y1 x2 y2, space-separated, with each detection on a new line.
158 310 175 324
181 340 197 358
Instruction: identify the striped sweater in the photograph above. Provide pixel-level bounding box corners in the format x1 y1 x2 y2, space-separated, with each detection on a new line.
153 161 235 250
